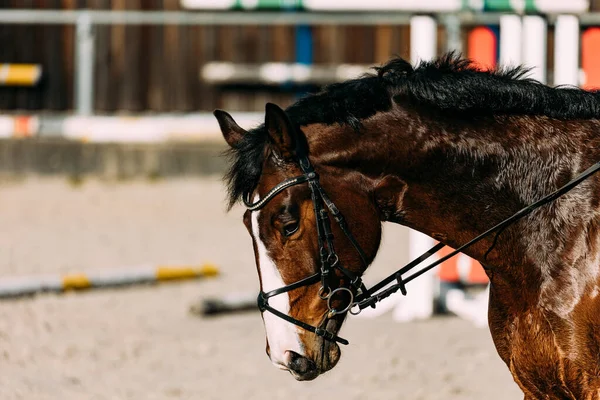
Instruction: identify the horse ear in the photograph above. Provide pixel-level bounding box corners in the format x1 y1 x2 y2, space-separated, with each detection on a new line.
214 109 247 148
265 102 296 160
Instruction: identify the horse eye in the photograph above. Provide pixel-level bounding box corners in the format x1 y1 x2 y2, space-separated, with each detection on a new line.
283 222 299 237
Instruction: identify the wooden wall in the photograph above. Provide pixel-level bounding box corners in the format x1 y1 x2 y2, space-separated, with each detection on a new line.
1 1 598 113
0 1 412 113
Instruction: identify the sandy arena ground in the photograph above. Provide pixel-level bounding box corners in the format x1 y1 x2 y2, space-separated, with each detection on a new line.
0 177 522 400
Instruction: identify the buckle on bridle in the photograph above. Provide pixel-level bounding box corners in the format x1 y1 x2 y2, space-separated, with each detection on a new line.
350 276 362 290
314 327 335 341
327 253 339 267
395 272 408 296
257 292 268 311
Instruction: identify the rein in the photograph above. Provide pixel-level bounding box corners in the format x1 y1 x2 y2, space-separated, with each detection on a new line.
245 152 600 346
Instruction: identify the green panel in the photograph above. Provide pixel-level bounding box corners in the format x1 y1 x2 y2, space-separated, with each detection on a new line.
485 0 589 11
484 0 513 11
235 0 302 9
300 0 466 11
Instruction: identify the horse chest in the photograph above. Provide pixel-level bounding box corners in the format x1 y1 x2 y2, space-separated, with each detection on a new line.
490 306 600 399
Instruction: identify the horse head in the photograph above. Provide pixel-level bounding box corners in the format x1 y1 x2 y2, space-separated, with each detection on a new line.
216 103 382 380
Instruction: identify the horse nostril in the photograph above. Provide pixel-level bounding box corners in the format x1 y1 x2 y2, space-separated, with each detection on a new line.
286 351 317 376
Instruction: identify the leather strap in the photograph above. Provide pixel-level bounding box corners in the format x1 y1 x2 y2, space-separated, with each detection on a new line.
353 160 600 312
258 291 349 345
246 140 600 345
243 174 312 211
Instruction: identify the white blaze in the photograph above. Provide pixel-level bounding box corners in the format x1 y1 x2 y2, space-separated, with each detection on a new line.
251 204 303 366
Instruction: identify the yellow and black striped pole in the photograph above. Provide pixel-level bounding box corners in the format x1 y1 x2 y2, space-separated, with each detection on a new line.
0 263 219 298
0 64 42 86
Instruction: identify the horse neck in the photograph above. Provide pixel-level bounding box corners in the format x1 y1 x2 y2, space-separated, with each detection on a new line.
308 107 600 290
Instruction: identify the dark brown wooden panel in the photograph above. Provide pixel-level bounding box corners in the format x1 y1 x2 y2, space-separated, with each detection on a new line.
0 1 428 113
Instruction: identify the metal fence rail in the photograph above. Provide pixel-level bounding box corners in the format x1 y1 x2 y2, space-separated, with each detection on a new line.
2 9 600 26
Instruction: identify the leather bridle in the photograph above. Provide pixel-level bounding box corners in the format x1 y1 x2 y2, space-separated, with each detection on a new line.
245 147 600 346
245 155 368 345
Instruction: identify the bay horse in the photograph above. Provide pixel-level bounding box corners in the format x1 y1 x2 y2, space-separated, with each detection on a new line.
215 53 600 398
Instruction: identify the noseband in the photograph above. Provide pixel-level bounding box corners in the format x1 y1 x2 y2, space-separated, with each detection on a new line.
245 150 600 346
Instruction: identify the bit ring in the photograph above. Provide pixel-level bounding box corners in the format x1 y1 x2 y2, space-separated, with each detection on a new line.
327 287 354 316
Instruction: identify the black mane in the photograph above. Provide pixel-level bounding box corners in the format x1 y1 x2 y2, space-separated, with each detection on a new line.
225 52 600 208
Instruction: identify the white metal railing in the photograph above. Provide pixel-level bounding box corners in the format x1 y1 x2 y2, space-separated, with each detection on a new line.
2 9 600 25
0 112 263 143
